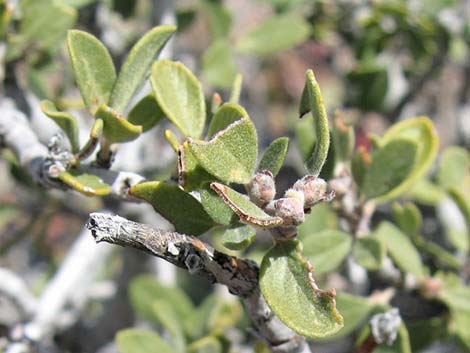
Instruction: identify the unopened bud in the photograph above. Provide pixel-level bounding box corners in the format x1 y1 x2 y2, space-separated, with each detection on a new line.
266 197 305 226
247 171 276 206
293 175 334 210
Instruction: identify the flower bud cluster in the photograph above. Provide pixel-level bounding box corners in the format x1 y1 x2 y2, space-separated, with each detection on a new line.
247 170 276 207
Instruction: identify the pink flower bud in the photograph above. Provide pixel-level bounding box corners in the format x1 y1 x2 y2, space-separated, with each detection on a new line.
247 171 276 206
266 197 305 226
293 175 334 210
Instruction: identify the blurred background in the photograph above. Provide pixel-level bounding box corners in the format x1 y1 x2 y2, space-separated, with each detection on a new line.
0 0 469 352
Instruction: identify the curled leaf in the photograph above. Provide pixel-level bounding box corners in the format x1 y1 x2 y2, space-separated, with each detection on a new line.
41 100 80 153
128 94 165 132
95 104 142 143
299 70 330 176
257 137 290 176
58 171 111 196
211 182 283 227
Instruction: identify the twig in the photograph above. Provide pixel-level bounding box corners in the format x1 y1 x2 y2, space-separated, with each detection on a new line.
87 212 312 353
0 268 37 321
0 99 146 200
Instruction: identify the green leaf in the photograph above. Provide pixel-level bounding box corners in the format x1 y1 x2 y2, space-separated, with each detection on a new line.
351 147 371 188
260 240 343 338
379 117 439 201
199 183 237 226
236 14 310 55
299 70 330 176
374 221 425 277
392 202 422 236
200 0 232 39
128 93 165 132
408 178 446 206
151 300 186 353
229 74 243 104
178 142 217 191
202 40 237 89
295 114 315 162
116 329 176 353
129 275 194 323
130 181 214 235
58 171 111 196
188 118 258 184
211 182 283 227
95 104 142 143
207 299 243 333
347 64 388 111
183 294 216 339
221 225 257 250
151 59 206 138
187 336 222 353
67 30 116 114
302 230 352 274
330 292 375 339
257 137 290 176
361 139 417 200
353 236 385 270
40 100 80 153
298 203 339 238
109 25 176 112
16 0 77 52
207 103 248 138
437 146 470 190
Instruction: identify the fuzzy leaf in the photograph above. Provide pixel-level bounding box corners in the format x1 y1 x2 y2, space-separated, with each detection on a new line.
237 15 310 55
437 147 470 190
178 142 216 191
109 25 175 112
188 118 257 184
151 59 205 138
211 182 283 227
302 230 352 274
257 137 290 176
260 240 343 338
375 221 424 277
392 202 423 236
207 103 248 138
67 30 116 114
116 329 176 353
95 104 142 143
128 93 165 132
187 337 222 353
331 292 375 338
151 300 186 353
58 171 111 196
230 74 243 104
202 40 237 89
299 70 330 176
129 275 194 323
379 117 439 201
130 181 214 235
40 100 80 153
199 183 237 226
353 236 385 270
361 139 417 200
221 225 256 250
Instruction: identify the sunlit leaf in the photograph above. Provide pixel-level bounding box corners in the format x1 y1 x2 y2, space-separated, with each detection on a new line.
58 171 112 196
260 240 343 338
188 118 257 184
116 329 176 353
151 59 205 138
67 30 116 114
207 103 248 138
130 181 214 235
128 93 165 132
257 137 290 176
109 25 176 112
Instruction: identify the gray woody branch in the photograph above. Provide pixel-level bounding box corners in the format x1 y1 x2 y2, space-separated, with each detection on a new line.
87 212 312 353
